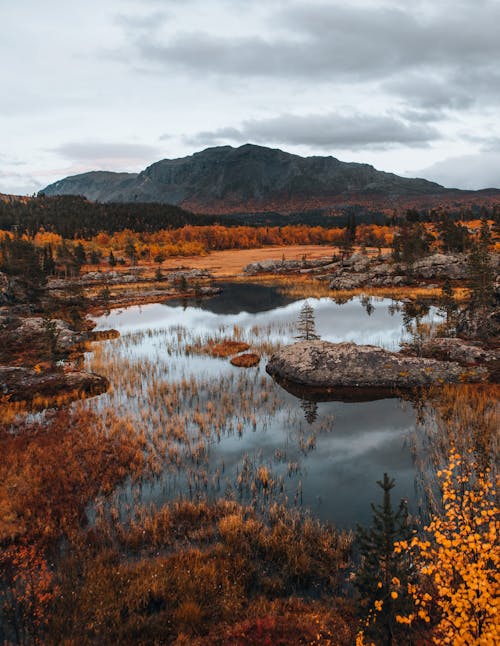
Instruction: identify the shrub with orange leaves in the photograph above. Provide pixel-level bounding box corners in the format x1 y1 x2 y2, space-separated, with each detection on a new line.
0 544 58 645
395 450 499 645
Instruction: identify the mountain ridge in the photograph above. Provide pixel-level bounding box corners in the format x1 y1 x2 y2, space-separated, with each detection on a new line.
39 143 495 215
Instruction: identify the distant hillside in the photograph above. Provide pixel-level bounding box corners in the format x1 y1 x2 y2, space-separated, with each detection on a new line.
41 171 138 202
41 144 451 214
0 194 215 237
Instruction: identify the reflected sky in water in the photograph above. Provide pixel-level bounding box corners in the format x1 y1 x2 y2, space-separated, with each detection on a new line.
92 284 427 527
97 283 437 350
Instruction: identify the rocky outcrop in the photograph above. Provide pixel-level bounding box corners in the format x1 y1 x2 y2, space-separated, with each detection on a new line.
244 258 332 276
0 272 9 302
75 268 214 286
401 337 498 366
242 252 474 287
14 316 82 352
327 253 474 290
0 367 109 403
456 304 500 340
40 171 138 203
0 272 34 304
411 253 469 279
266 341 486 393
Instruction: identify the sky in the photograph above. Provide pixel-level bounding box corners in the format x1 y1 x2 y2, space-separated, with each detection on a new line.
1 0 499 195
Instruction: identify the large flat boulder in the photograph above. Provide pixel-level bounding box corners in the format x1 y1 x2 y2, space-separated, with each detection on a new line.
0 367 109 403
266 341 486 391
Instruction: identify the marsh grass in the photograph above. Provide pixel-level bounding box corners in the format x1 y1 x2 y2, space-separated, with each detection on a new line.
410 383 499 517
78 319 328 520
47 499 353 644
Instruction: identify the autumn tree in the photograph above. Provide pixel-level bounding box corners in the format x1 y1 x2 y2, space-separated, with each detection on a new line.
125 241 137 266
394 451 499 645
0 545 58 645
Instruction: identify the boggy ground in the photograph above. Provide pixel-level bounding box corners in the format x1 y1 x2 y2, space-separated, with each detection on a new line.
1 242 499 644
1 240 498 404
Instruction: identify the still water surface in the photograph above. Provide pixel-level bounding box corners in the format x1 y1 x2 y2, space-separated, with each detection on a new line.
89 283 434 527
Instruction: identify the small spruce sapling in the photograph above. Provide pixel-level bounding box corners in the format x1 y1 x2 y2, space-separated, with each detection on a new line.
296 301 320 341
355 474 414 646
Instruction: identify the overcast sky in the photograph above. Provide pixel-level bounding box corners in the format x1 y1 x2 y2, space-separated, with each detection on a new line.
1 0 499 195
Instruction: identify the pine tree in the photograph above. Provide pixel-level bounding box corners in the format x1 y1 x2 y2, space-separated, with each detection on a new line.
108 250 117 267
467 218 495 313
73 242 86 267
438 278 458 336
0 236 47 300
355 474 414 646
300 399 318 424
296 301 319 340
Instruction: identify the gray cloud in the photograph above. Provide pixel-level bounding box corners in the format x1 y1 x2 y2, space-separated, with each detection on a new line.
0 170 42 196
483 139 500 153
417 153 500 190
52 141 162 164
185 112 440 150
114 11 169 32
384 65 500 110
128 0 500 110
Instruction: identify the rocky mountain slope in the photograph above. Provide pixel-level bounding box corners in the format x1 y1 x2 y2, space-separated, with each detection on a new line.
41 171 138 203
41 144 451 213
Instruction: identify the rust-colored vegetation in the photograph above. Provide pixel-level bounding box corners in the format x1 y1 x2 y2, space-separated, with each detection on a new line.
43 501 352 644
1 211 498 644
0 408 145 544
230 353 261 367
206 339 251 357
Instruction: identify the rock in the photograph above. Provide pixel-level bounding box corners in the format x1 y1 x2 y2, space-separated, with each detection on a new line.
266 341 486 392
243 259 301 275
402 337 498 365
0 272 9 303
343 253 372 272
0 366 109 402
329 274 367 290
411 253 468 279
15 317 81 352
456 305 500 340
244 258 334 276
167 268 214 282
0 274 32 304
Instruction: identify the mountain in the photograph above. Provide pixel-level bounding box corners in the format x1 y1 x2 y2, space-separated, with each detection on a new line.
40 144 460 214
41 171 138 203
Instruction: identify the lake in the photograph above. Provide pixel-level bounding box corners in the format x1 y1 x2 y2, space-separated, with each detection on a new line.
86 282 437 527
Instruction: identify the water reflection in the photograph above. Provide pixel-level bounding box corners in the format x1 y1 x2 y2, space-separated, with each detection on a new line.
89 285 427 528
98 285 437 351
